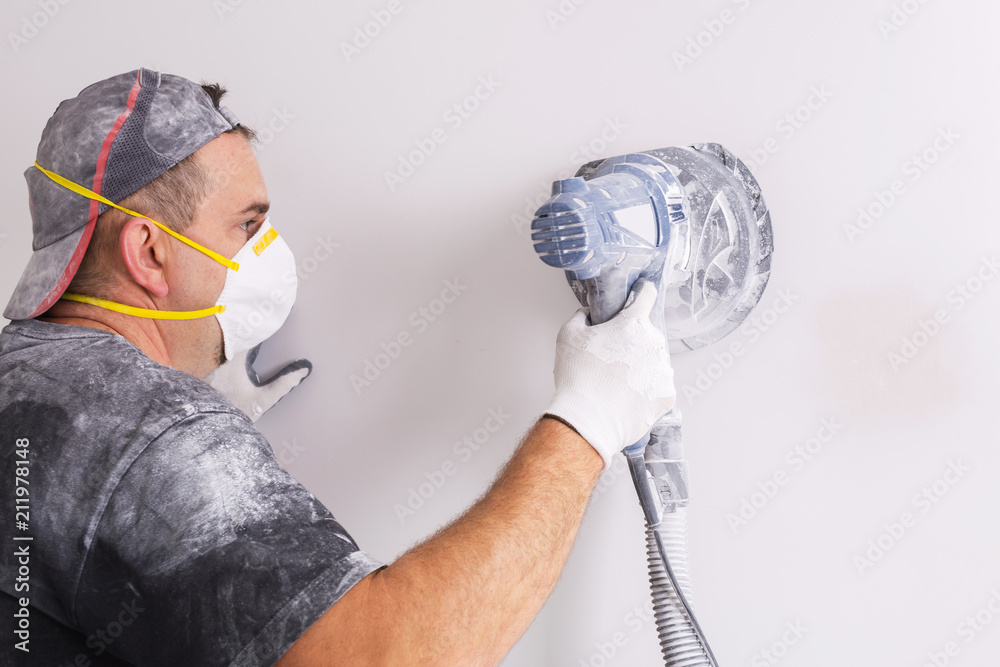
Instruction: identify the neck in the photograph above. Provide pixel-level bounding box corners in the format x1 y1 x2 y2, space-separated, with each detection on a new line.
40 301 170 365
39 297 218 377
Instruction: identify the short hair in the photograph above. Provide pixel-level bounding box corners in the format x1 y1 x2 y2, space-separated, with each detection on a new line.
65 83 257 299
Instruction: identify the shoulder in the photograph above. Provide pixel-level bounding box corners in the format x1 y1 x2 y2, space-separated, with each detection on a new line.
2 317 247 427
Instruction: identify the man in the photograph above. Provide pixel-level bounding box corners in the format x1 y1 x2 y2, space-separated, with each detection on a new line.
0 68 675 666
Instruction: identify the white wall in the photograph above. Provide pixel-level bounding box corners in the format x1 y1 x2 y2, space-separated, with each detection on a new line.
2 1 999 665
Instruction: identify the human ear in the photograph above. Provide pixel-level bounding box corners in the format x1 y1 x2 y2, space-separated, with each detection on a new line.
119 217 170 298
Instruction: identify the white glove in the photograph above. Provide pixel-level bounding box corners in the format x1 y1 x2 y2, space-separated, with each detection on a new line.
204 344 312 423
544 281 676 469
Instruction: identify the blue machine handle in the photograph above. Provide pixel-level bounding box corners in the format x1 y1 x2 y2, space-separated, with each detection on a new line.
531 153 689 452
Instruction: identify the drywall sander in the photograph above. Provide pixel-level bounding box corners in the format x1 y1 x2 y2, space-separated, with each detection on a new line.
531 144 773 666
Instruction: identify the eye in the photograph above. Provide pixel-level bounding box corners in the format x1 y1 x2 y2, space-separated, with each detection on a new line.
239 219 261 235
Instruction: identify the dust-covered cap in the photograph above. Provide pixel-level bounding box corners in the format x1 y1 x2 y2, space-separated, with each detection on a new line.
3 68 241 320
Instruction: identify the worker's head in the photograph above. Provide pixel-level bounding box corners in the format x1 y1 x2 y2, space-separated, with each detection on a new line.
4 69 297 373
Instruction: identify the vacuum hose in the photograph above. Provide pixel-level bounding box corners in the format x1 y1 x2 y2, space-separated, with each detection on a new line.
648 513 714 665
625 413 719 666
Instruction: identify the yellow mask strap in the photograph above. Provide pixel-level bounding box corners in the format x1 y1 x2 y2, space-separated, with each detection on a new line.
60 292 224 320
34 161 239 271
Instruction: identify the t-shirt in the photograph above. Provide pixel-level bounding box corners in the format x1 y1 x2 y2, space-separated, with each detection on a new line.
0 319 382 666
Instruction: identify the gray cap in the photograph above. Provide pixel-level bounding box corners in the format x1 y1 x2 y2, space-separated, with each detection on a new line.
4 68 241 320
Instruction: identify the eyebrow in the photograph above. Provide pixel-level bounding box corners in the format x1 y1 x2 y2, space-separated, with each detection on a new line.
237 202 270 217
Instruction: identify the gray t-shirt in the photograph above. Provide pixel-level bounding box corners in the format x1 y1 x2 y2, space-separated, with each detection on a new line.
0 319 381 666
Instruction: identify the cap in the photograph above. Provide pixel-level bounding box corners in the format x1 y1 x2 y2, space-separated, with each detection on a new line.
3 68 241 320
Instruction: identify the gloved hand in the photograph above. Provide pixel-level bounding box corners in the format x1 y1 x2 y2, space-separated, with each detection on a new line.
544 281 675 469
204 344 312 423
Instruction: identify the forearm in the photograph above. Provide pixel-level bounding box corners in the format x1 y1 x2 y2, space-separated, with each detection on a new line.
277 416 602 667
369 416 602 665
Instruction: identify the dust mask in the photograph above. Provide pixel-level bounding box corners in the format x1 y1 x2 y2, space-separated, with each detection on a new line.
213 217 297 360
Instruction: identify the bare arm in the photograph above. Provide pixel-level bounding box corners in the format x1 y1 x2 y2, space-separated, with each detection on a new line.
276 416 603 666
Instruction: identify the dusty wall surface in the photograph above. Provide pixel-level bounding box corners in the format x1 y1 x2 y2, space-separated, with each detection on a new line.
1 1 997 664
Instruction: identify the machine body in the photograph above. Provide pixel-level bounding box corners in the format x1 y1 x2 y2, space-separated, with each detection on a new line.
531 143 773 666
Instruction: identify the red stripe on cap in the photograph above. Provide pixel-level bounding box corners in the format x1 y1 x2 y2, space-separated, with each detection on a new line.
29 70 145 318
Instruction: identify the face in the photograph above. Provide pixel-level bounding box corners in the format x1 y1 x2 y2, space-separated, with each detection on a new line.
157 132 270 373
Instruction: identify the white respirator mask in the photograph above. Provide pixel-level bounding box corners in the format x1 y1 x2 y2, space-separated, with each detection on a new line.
212 218 298 360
